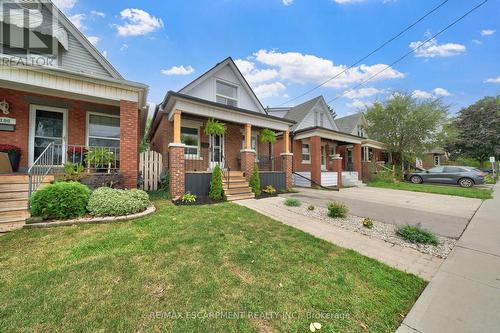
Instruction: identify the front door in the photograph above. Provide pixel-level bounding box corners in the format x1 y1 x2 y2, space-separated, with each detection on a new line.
29 105 67 167
346 149 353 171
209 134 224 170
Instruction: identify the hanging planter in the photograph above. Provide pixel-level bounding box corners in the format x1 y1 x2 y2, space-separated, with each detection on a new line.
204 118 226 136
259 128 277 143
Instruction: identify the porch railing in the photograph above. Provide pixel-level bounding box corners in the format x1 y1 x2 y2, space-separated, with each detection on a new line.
257 155 283 172
28 143 120 197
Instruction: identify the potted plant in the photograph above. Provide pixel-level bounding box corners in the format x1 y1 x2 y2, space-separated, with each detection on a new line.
67 146 87 165
259 128 277 144
85 148 114 173
204 118 226 136
0 144 21 172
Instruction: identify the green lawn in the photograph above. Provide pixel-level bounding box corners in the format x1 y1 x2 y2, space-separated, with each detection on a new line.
0 194 425 332
368 181 493 200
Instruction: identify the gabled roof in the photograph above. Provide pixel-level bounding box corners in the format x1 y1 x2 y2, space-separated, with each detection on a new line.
281 96 336 131
46 1 123 79
334 113 365 134
178 57 266 114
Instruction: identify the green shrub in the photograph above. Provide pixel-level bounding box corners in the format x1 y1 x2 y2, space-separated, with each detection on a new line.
87 187 150 217
209 165 224 201
362 217 374 229
308 205 315 211
327 202 348 218
181 192 197 203
161 172 170 192
262 185 276 195
249 164 261 196
396 224 439 246
284 198 300 207
30 181 91 220
371 169 395 184
485 174 496 184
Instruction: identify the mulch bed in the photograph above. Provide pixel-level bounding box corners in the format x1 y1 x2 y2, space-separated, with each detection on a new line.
172 196 223 206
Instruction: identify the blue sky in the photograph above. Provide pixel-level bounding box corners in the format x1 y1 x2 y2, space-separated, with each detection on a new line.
55 0 499 117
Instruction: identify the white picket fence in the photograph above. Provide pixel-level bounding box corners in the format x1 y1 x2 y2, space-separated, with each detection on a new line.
140 150 163 191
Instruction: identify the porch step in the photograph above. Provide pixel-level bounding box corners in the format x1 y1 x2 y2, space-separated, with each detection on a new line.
223 174 255 201
225 187 253 195
0 191 29 200
226 192 255 201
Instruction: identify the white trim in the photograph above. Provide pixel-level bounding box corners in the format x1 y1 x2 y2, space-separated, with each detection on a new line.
295 128 363 144
28 104 68 167
301 142 311 164
180 124 202 159
86 111 120 147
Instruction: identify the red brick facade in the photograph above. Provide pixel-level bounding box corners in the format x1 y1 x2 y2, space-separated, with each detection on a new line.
119 100 140 188
169 145 185 198
282 154 293 189
241 150 255 180
310 136 322 185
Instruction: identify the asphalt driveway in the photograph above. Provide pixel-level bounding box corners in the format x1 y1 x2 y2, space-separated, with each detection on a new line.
283 187 483 239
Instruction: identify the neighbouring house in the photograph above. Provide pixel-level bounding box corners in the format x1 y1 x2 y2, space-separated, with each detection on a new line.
416 148 449 169
147 57 294 200
0 1 148 232
268 97 387 187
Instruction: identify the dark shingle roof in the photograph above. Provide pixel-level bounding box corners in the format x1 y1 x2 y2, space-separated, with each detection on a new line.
334 113 363 134
283 96 323 130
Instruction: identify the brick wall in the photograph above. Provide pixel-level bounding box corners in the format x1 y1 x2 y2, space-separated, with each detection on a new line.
310 136 321 185
119 100 140 188
169 145 185 197
292 139 312 172
0 87 118 170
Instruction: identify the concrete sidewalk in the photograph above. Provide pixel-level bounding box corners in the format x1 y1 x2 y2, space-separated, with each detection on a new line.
237 197 443 281
398 183 500 333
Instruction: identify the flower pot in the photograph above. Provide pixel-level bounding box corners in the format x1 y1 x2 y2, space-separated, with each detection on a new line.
8 152 20 172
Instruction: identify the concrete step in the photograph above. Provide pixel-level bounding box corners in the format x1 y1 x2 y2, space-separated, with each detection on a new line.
226 192 255 201
226 171 244 177
0 175 29 184
0 200 29 212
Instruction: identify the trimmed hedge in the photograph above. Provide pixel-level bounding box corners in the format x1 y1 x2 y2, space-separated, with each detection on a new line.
87 187 150 217
30 182 91 220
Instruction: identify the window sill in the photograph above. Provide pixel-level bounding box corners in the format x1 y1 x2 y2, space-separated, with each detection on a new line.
302 161 311 164
185 156 203 161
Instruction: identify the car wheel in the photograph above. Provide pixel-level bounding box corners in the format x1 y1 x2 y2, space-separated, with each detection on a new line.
410 175 423 184
458 178 474 188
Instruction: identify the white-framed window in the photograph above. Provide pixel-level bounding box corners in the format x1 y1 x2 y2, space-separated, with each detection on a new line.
357 125 365 137
241 135 258 152
362 146 372 162
181 126 200 157
216 80 238 107
87 112 120 148
329 145 336 156
302 143 311 163
434 155 440 166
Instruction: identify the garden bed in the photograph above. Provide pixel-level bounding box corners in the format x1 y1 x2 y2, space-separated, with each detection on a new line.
24 205 156 229
255 192 278 200
172 196 223 206
282 202 456 258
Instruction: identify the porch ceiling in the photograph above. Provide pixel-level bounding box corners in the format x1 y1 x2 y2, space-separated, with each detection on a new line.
162 91 294 132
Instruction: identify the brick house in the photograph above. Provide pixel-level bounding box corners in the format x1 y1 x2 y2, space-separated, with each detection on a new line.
148 58 294 200
0 1 148 231
268 97 387 186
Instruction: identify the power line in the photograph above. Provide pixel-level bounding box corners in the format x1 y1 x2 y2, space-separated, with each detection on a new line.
275 0 451 107
326 0 488 105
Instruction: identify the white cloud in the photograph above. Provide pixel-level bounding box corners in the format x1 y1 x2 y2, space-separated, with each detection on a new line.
485 77 500 84
161 65 195 76
253 82 286 98
253 49 404 88
120 44 129 51
116 8 164 36
347 99 372 109
433 87 451 96
282 0 294 5
410 37 466 58
412 90 434 99
334 0 366 4
472 39 483 45
85 35 100 46
344 87 382 99
91 10 106 18
480 29 496 36
69 13 85 30
235 59 279 84
52 0 77 12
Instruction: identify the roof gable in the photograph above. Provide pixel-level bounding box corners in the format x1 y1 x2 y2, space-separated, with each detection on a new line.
284 96 338 132
334 113 368 136
178 57 265 114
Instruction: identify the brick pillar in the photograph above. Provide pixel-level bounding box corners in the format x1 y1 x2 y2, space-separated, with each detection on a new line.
281 153 293 189
169 144 185 198
310 136 321 186
332 156 343 188
120 100 139 189
241 150 255 180
352 144 362 180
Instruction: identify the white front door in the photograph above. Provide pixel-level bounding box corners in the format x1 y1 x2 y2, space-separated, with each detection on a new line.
321 145 327 171
209 134 224 170
29 105 68 166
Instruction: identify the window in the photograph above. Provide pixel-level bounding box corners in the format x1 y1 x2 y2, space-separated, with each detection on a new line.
357 125 365 137
302 143 310 163
181 127 199 156
241 135 257 152
433 155 440 166
428 166 445 173
329 145 336 156
216 80 238 106
445 167 465 173
362 146 372 161
87 113 120 148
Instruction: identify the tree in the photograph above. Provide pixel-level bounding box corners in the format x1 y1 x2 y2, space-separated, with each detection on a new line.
365 92 448 169
209 164 224 201
249 164 261 196
446 96 500 169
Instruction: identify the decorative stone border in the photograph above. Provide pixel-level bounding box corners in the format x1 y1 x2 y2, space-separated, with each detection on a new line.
23 205 156 229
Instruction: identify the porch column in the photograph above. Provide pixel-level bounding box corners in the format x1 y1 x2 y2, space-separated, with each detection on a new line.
281 130 293 189
310 136 321 186
120 100 140 189
241 123 255 180
169 110 185 198
332 155 343 188
353 143 362 180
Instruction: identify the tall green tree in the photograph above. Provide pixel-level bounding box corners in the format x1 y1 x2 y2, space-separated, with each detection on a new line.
365 92 448 168
445 96 500 168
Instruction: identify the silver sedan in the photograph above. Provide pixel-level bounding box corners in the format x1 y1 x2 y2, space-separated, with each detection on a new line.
406 166 486 188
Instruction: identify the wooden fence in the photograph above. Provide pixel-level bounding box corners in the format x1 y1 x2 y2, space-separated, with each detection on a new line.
140 150 163 191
